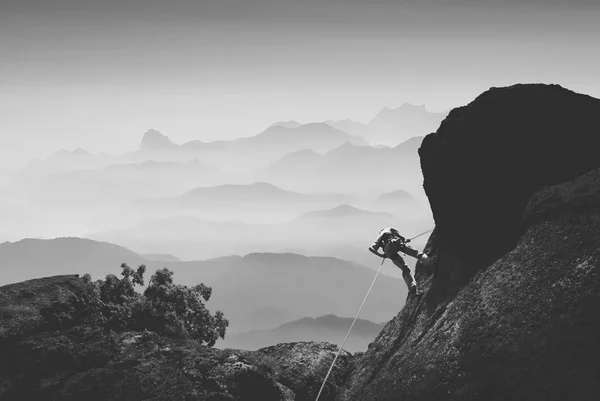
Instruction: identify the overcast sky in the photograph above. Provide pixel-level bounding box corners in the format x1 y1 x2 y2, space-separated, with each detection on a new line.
1 0 599 162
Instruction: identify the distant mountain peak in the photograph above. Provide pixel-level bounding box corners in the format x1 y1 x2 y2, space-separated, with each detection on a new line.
287 148 321 157
328 204 366 215
270 120 302 129
377 103 428 116
140 129 178 151
181 181 300 200
249 181 281 189
71 148 90 155
338 141 361 149
377 190 414 202
325 141 371 156
242 252 310 263
299 204 395 220
47 148 92 160
264 122 347 134
399 102 427 110
298 122 335 130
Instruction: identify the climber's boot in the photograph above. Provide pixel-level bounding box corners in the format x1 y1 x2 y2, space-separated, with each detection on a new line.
408 285 423 297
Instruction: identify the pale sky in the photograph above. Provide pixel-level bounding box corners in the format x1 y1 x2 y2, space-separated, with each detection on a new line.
1 0 599 164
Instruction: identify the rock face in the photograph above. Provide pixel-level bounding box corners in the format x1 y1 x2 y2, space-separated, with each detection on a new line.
338 84 600 400
0 276 351 401
255 342 353 401
420 84 600 263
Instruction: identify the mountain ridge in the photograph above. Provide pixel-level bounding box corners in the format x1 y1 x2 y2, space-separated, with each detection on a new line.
0 236 406 334
218 314 385 353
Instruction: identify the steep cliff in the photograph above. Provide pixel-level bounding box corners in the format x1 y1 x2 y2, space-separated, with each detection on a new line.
338 84 600 400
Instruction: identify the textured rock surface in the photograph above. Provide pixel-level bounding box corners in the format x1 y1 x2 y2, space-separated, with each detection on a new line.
338 84 600 400
1 327 290 401
255 341 353 401
421 84 600 257
0 276 350 401
0 275 85 346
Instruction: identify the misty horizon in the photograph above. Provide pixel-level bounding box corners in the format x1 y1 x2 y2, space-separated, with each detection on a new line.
1 2 600 397
2 0 599 165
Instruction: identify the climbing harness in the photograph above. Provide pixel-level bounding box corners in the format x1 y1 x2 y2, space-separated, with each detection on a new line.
315 228 434 400
314 257 386 401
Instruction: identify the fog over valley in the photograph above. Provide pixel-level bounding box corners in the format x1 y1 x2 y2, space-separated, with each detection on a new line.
0 107 437 350
2 1 598 381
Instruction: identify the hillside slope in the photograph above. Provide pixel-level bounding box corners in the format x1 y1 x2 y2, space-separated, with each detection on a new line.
0 241 406 334
0 237 149 285
339 84 600 400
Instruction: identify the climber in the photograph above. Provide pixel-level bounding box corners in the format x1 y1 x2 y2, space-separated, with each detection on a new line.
368 227 430 296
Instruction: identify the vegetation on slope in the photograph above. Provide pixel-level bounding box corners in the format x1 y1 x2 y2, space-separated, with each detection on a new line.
40 263 228 347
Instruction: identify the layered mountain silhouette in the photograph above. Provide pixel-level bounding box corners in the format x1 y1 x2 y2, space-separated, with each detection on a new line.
0 237 148 285
376 189 413 202
270 120 302 129
4 84 600 401
108 182 351 228
296 204 391 219
181 123 367 153
27 159 234 214
89 203 429 265
325 103 446 147
371 189 425 215
258 136 425 195
19 122 371 184
26 148 115 174
218 314 385 353
202 252 404 333
313 111 448 148
7 117 434 244
326 119 370 138
367 103 447 145
140 253 181 262
0 237 406 333
132 124 368 171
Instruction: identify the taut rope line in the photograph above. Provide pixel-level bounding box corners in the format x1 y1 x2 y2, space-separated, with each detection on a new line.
314 227 434 400
409 228 434 242
314 257 386 401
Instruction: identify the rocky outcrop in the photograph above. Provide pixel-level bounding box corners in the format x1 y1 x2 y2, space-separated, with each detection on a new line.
1 327 290 401
0 276 351 401
254 342 353 401
419 84 600 301
338 84 600 400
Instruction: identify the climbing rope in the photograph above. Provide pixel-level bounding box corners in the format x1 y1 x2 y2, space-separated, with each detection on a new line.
314 228 434 400
314 257 386 401
408 228 434 242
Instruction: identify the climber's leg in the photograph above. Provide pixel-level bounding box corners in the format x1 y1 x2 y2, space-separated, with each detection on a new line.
393 255 418 290
399 243 431 267
384 240 419 294
399 244 420 258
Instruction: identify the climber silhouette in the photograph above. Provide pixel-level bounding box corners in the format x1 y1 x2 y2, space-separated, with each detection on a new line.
369 227 430 296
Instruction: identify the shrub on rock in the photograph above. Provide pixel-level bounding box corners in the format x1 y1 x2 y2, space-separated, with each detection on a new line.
41 264 228 346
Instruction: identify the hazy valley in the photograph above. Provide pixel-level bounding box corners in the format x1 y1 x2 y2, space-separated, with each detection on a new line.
0 106 438 354
3 0 599 398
